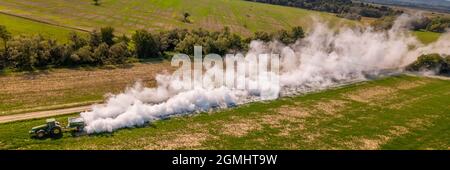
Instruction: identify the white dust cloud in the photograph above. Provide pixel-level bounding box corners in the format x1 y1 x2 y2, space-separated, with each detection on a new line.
81 15 450 133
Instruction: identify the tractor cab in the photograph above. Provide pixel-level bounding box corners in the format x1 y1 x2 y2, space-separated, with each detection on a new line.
47 118 60 127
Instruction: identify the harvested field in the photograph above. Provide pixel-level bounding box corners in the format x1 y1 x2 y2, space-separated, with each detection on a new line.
0 62 173 115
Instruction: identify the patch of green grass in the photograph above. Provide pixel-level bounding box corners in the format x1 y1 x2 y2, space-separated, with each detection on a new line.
0 13 85 42
413 30 441 44
0 75 448 150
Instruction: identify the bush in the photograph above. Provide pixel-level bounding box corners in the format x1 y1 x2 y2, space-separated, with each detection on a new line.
49 44 72 66
5 35 63 70
132 30 161 58
109 42 130 64
253 31 272 42
174 27 246 55
273 26 305 44
426 17 450 33
407 53 448 74
175 33 198 55
69 32 87 50
89 30 102 47
159 28 189 52
71 45 94 64
93 43 110 65
100 27 115 46
8 37 37 70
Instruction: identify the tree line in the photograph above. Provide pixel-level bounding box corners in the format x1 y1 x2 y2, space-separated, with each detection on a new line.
246 0 402 20
0 25 304 71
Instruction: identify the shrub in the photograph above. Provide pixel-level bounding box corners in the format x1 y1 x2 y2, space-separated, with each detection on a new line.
100 27 115 46
69 32 88 50
109 42 130 64
253 31 272 42
132 30 161 58
407 53 447 73
89 30 102 47
93 43 110 65
8 37 37 71
71 45 94 64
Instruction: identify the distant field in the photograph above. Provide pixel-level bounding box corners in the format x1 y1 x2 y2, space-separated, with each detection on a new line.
0 13 85 42
0 75 448 150
0 0 353 36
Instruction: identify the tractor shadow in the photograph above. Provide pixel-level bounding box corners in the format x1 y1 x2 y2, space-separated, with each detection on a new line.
31 134 63 140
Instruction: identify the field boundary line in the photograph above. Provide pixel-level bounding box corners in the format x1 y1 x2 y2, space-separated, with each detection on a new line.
0 10 91 33
0 104 103 124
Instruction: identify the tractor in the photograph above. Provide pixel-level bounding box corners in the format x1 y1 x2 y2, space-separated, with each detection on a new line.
29 117 85 139
29 118 63 139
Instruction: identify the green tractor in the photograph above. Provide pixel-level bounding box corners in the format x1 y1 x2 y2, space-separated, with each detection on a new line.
29 118 63 139
29 117 85 139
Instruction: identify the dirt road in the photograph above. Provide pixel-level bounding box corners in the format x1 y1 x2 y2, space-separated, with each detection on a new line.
0 105 93 124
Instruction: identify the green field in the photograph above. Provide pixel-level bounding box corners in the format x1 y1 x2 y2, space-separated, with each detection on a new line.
0 0 441 44
413 31 442 44
0 0 352 36
1 75 448 150
0 13 85 42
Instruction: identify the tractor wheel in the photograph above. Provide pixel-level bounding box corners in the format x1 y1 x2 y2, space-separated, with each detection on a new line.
36 130 45 139
50 126 63 138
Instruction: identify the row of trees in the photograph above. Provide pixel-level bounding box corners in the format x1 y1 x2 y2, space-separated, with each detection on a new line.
410 17 450 33
0 25 305 71
0 26 132 71
371 16 450 33
247 0 402 20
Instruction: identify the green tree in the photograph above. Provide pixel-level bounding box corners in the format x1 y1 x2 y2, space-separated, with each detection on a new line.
175 34 197 55
71 46 93 64
89 30 102 47
109 42 130 64
253 31 272 42
275 29 292 44
9 37 36 71
117 34 130 44
69 32 87 50
100 27 115 46
93 0 100 6
93 43 110 65
0 25 11 51
291 26 305 40
407 53 445 72
0 25 11 69
132 30 161 58
182 12 191 23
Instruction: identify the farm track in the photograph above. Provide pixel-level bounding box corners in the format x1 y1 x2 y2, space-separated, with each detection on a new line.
0 105 94 124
